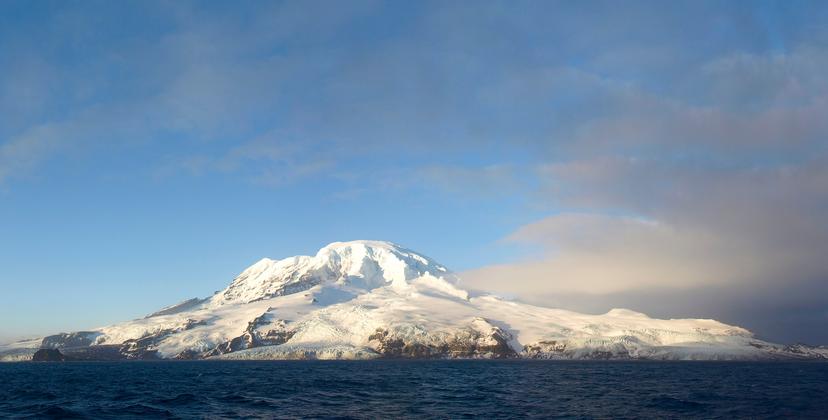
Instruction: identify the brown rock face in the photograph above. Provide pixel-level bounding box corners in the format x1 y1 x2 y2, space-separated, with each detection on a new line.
369 329 444 358
523 340 568 358
369 320 518 359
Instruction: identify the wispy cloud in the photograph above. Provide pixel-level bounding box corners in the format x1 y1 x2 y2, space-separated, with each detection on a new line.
155 131 335 186
0 124 61 185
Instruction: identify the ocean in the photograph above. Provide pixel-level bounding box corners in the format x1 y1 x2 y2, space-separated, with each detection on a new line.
0 360 826 419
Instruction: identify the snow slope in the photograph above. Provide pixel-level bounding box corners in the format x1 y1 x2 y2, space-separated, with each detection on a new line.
2 240 826 361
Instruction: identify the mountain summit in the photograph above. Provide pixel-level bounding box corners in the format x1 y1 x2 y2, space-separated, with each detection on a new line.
2 241 826 361
211 241 457 306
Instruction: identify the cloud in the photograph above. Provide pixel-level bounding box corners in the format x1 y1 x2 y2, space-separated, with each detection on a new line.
464 214 751 294
415 165 523 198
565 96 828 159
0 1 380 185
463 44 828 345
463 201 828 344
465 138 828 344
698 46 828 109
155 130 335 186
7 3 824 188
0 125 59 185
0 104 142 184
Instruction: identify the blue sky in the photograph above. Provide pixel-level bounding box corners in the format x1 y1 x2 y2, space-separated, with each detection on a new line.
2 0 827 344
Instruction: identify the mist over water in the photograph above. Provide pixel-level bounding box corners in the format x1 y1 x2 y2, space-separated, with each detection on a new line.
1 361 826 418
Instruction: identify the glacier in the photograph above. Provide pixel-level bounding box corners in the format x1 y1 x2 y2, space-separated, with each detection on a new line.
2 240 827 361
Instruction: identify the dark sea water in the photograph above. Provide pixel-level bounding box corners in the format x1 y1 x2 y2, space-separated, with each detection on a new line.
0 361 826 419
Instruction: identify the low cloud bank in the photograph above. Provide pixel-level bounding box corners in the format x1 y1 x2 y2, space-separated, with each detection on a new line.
465 157 828 344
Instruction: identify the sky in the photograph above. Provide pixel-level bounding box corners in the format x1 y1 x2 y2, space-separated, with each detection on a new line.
1 0 827 345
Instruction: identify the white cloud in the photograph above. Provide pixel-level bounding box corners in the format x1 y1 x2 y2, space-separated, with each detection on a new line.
0 123 60 184
464 213 756 295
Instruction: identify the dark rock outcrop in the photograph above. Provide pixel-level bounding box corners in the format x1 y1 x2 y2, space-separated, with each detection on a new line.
118 318 208 359
369 329 443 358
523 340 568 357
173 349 202 360
780 344 828 360
204 313 295 357
523 340 640 360
119 329 175 359
32 348 66 362
369 320 518 359
60 345 125 361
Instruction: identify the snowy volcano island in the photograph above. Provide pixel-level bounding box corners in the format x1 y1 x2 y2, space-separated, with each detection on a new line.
2 241 826 361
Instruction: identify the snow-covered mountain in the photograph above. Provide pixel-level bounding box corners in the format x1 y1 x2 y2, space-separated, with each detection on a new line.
2 240 826 361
